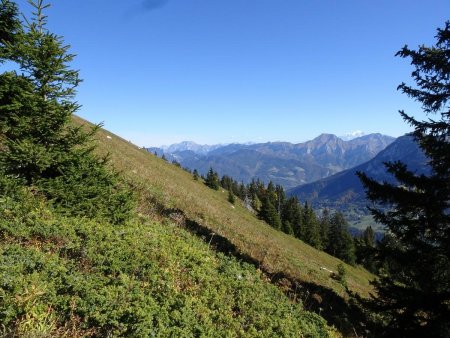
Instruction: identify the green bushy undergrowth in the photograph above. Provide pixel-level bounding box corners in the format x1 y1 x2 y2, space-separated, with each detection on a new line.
0 181 335 337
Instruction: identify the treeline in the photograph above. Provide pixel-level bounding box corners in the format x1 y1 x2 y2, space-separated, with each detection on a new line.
189 167 378 268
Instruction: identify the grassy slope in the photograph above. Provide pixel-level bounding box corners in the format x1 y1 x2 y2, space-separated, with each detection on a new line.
1 184 334 337
78 116 374 299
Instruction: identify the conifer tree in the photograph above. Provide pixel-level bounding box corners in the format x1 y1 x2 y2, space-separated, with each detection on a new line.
281 196 301 236
205 167 220 190
227 189 235 204
355 226 377 273
258 194 282 229
318 208 331 250
220 175 230 190
358 22 450 336
302 203 321 249
0 0 81 183
192 169 199 180
281 220 294 235
326 212 356 265
238 182 246 200
275 184 285 216
266 181 277 206
0 0 133 223
0 0 19 54
251 193 262 212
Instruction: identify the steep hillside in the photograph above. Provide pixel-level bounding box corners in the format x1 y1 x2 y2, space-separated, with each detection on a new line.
1 179 335 337
70 117 377 334
149 134 394 189
4 117 382 335
289 135 428 227
86 117 374 294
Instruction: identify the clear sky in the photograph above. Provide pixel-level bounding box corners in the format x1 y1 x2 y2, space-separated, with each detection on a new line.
13 0 450 146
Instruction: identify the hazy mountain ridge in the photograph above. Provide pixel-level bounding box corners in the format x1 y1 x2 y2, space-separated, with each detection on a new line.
288 135 429 219
160 141 225 155
147 133 395 189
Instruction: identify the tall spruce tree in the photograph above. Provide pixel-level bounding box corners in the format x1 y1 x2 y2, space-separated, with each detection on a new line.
358 22 450 336
205 167 220 190
355 226 377 273
326 212 355 265
258 194 282 229
302 203 321 249
0 0 81 184
275 184 285 216
281 196 302 236
0 0 133 223
318 208 331 250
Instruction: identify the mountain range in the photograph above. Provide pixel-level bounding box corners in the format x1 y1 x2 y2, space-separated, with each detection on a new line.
159 141 225 155
148 133 395 190
289 135 428 224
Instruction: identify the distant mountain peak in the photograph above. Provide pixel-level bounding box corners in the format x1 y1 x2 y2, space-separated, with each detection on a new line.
317 133 338 139
313 133 340 143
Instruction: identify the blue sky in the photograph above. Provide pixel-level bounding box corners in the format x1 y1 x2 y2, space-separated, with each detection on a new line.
13 0 450 146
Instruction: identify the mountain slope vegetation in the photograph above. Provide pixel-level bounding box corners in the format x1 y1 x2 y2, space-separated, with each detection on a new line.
1 177 336 337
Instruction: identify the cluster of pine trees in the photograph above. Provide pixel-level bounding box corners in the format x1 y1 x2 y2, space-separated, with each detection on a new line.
202 165 394 274
200 167 366 265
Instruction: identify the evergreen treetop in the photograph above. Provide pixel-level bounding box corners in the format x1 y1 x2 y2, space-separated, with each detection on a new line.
205 167 220 190
0 0 133 223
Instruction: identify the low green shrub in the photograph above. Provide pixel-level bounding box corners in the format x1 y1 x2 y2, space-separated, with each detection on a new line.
0 190 335 337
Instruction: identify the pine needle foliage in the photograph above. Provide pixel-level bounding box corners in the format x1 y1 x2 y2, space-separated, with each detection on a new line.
205 167 220 190
358 22 450 336
0 0 19 53
0 0 133 223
